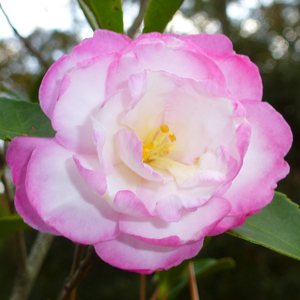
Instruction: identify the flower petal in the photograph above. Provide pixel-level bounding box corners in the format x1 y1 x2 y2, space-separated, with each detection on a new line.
52 54 118 154
73 155 107 196
179 33 234 57
6 137 58 234
106 34 226 99
117 128 173 183
94 233 203 274
178 33 262 102
92 89 131 175
119 197 231 246
224 100 292 216
26 140 119 244
39 29 130 118
209 214 247 235
111 190 152 217
137 180 219 222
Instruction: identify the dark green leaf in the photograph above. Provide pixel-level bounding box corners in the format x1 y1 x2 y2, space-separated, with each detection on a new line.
228 192 300 260
0 97 56 141
83 0 124 33
0 214 30 239
156 257 235 299
143 0 183 33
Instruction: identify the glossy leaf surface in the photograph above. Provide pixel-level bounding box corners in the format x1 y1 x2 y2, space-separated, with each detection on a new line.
0 97 55 141
229 192 300 260
83 0 124 33
143 0 183 33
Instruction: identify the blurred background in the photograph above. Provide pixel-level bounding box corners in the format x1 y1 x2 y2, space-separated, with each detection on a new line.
0 0 300 299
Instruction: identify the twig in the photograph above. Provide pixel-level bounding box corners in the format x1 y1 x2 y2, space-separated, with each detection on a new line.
0 3 50 69
149 287 160 300
140 274 146 300
70 244 85 275
56 246 96 300
69 244 85 300
127 0 150 39
188 262 200 300
9 233 54 300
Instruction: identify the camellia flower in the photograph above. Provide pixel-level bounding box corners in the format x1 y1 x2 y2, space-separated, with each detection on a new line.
7 30 292 274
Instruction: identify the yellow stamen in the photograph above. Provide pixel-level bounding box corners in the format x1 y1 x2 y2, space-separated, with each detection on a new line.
194 157 200 163
142 124 177 163
160 124 169 133
169 134 176 142
142 143 154 160
162 145 170 155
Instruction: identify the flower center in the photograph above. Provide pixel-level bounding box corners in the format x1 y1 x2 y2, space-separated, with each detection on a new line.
142 124 176 163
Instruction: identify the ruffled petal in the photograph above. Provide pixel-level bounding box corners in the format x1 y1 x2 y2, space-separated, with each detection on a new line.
73 155 107 196
26 140 119 244
177 33 262 102
119 197 231 246
214 55 262 102
117 128 173 183
158 74 236 165
92 89 131 175
52 54 118 154
209 214 247 235
15 187 59 235
106 34 227 99
137 179 219 222
111 190 152 217
178 33 234 57
94 233 203 274
39 29 130 118
105 163 143 199
224 100 292 216
6 137 58 234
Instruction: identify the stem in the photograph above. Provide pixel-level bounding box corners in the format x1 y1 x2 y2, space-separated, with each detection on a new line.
56 246 96 300
70 244 85 275
149 287 159 300
69 244 85 300
127 0 150 39
9 233 54 300
140 274 146 300
0 3 50 69
188 262 200 300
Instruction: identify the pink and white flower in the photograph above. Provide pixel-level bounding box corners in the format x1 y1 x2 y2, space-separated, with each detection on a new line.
7 30 292 273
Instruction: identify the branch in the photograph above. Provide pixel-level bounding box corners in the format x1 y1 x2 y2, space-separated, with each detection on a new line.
149 287 159 300
188 262 200 300
9 233 54 300
127 0 150 39
56 246 96 300
0 3 50 69
69 244 85 299
140 274 146 300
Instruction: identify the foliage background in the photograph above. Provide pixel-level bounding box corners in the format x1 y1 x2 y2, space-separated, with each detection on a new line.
1 0 300 299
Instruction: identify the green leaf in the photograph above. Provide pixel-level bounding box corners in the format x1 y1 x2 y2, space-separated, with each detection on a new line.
156 257 235 299
143 0 184 33
0 214 30 239
0 97 56 141
82 0 124 33
77 0 99 31
228 192 300 260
